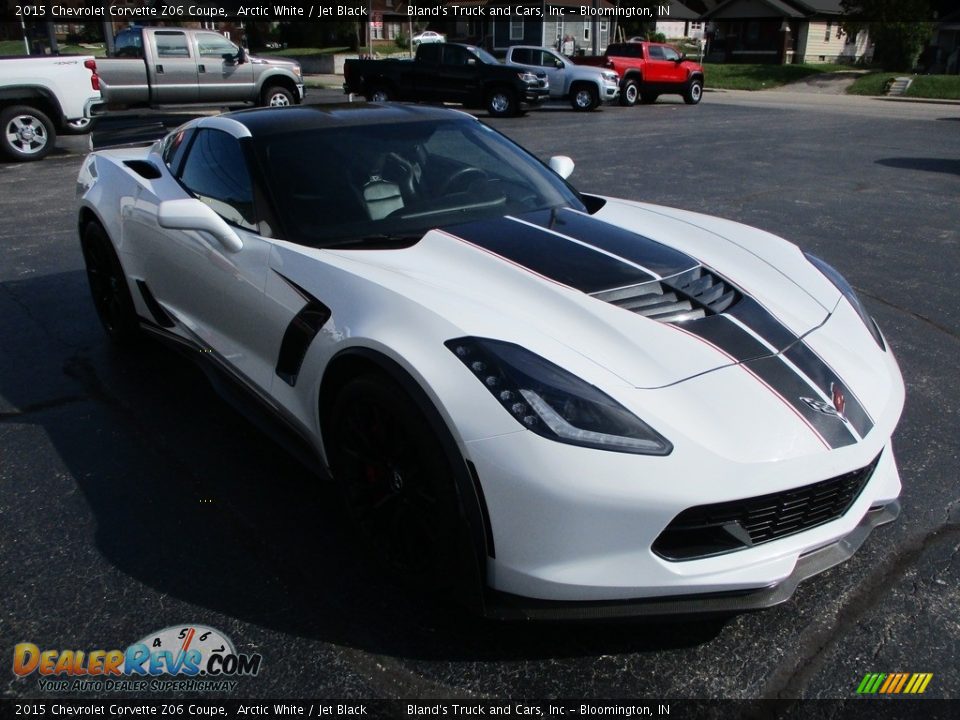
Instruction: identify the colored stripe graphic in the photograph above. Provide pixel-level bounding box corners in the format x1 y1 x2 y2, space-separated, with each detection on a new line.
857 673 932 694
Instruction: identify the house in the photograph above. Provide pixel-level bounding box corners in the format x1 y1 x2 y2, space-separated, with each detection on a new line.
705 0 873 64
655 0 710 40
441 0 614 55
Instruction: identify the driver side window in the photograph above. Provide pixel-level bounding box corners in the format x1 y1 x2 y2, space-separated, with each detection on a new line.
197 32 239 58
177 129 256 231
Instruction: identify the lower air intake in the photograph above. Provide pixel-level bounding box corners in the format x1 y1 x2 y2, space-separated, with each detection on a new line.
652 453 881 561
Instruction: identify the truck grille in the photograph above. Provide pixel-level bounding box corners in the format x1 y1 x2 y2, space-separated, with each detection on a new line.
592 266 738 324
652 453 881 561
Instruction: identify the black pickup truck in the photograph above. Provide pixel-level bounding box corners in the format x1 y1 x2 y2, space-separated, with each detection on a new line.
343 43 549 117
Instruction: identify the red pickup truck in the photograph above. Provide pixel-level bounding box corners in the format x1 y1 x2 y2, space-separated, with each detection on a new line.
574 41 704 107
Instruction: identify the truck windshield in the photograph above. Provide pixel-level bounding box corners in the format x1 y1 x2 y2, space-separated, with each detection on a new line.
471 47 501 65
254 117 585 248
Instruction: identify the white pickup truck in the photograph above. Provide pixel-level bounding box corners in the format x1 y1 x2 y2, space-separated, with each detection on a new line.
0 55 102 161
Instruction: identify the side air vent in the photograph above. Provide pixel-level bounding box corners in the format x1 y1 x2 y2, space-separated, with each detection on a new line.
123 160 162 180
592 266 739 323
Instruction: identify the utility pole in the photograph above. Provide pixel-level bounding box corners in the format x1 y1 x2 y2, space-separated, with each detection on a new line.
591 0 598 56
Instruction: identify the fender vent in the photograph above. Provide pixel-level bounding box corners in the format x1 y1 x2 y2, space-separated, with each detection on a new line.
592 266 739 323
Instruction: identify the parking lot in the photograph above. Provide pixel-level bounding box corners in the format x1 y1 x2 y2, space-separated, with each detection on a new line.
2 90 959 701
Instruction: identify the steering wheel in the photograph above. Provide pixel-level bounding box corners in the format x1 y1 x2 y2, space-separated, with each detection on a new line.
438 167 488 196
382 151 421 200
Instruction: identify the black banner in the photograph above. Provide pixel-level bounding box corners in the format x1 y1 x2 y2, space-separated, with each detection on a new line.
1 699 959 720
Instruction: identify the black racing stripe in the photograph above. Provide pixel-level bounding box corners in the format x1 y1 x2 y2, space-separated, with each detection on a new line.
520 208 699 278
785 343 874 438
745 356 858 449
680 315 772 363
727 296 797 352
444 216 654 293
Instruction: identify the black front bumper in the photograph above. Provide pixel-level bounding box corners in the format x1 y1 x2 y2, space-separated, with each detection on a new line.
482 500 900 621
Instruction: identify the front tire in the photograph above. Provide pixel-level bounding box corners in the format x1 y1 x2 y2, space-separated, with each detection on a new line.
570 83 599 111
619 78 639 107
1 104 55 161
684 78 704 105
261 85 295 107
486 86 518 117
328 373 463 589
80 222 141 345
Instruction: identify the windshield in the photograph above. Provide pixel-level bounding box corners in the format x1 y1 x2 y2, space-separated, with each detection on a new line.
254 118 585 248
471 46 501 65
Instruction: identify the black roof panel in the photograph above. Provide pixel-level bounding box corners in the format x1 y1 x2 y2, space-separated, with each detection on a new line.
227 103 472 137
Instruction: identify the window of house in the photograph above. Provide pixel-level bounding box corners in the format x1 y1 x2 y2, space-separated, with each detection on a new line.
510 21 524 40
583 25 591 42
178 129 256 231
825 22 832 42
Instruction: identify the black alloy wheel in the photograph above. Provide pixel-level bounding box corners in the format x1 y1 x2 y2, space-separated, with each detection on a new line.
329 373 462 588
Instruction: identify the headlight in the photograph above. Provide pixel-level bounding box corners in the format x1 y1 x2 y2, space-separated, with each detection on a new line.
446 338 672 455
602 71 618 82
804 252 885 350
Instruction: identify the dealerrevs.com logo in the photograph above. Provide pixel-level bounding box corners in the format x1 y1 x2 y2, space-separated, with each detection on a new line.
12 625 262 693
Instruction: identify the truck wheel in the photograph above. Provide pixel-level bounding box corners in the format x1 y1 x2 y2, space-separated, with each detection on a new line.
684 78 704 105
1 105 55 161
367 85 392 103
619 79 639 107
64 117 95 135
640 92 659 104
571 84 599 111
487 87 518 117
262 86 294 107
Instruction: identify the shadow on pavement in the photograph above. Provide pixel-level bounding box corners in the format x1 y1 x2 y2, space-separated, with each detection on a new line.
1 270 728 663
876 157 960 176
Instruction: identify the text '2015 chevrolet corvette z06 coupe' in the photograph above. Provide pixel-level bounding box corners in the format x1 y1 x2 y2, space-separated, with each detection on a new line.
77 104 904 619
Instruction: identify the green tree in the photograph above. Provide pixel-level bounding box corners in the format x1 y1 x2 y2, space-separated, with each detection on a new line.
841 0 935 71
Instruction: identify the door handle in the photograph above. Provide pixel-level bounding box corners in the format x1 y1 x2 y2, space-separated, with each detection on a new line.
156 64 164 74
198 64 206 73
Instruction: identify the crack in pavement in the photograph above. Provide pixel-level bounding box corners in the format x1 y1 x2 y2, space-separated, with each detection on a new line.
760 519 960 701
856 286 960 344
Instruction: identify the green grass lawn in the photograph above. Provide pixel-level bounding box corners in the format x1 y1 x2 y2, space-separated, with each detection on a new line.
846 72 900 95
905 75 960 99
847 72 960 99
703 63 848 90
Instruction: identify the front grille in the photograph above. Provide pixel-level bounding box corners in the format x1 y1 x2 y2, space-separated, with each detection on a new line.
592 266 739 324
652 453 881 561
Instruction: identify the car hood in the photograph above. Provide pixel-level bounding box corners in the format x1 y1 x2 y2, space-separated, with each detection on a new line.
249 54 300 70
322 200 847 390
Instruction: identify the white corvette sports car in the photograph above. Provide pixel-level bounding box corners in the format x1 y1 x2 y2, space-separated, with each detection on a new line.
77 104 904 619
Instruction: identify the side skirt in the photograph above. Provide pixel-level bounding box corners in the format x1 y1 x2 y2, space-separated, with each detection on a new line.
139 318 329 480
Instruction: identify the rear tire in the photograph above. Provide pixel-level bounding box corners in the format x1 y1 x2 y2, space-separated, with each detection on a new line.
619 78 639 107
487 86 518 117
1 104 55 161
367 85 393 103
80 222 141 345
570 83 599 111
261 85 295 107
328 373 464 591
684 78 704 105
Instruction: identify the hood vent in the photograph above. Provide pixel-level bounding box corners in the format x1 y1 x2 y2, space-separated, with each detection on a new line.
592 266 739 324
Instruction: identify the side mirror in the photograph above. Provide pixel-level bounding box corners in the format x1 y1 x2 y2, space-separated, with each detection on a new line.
548 155 575 180
158 199 243 253
555 60 564 69
676 54 686 63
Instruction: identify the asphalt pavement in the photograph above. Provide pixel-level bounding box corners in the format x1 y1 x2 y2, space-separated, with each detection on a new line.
1 90 959 703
